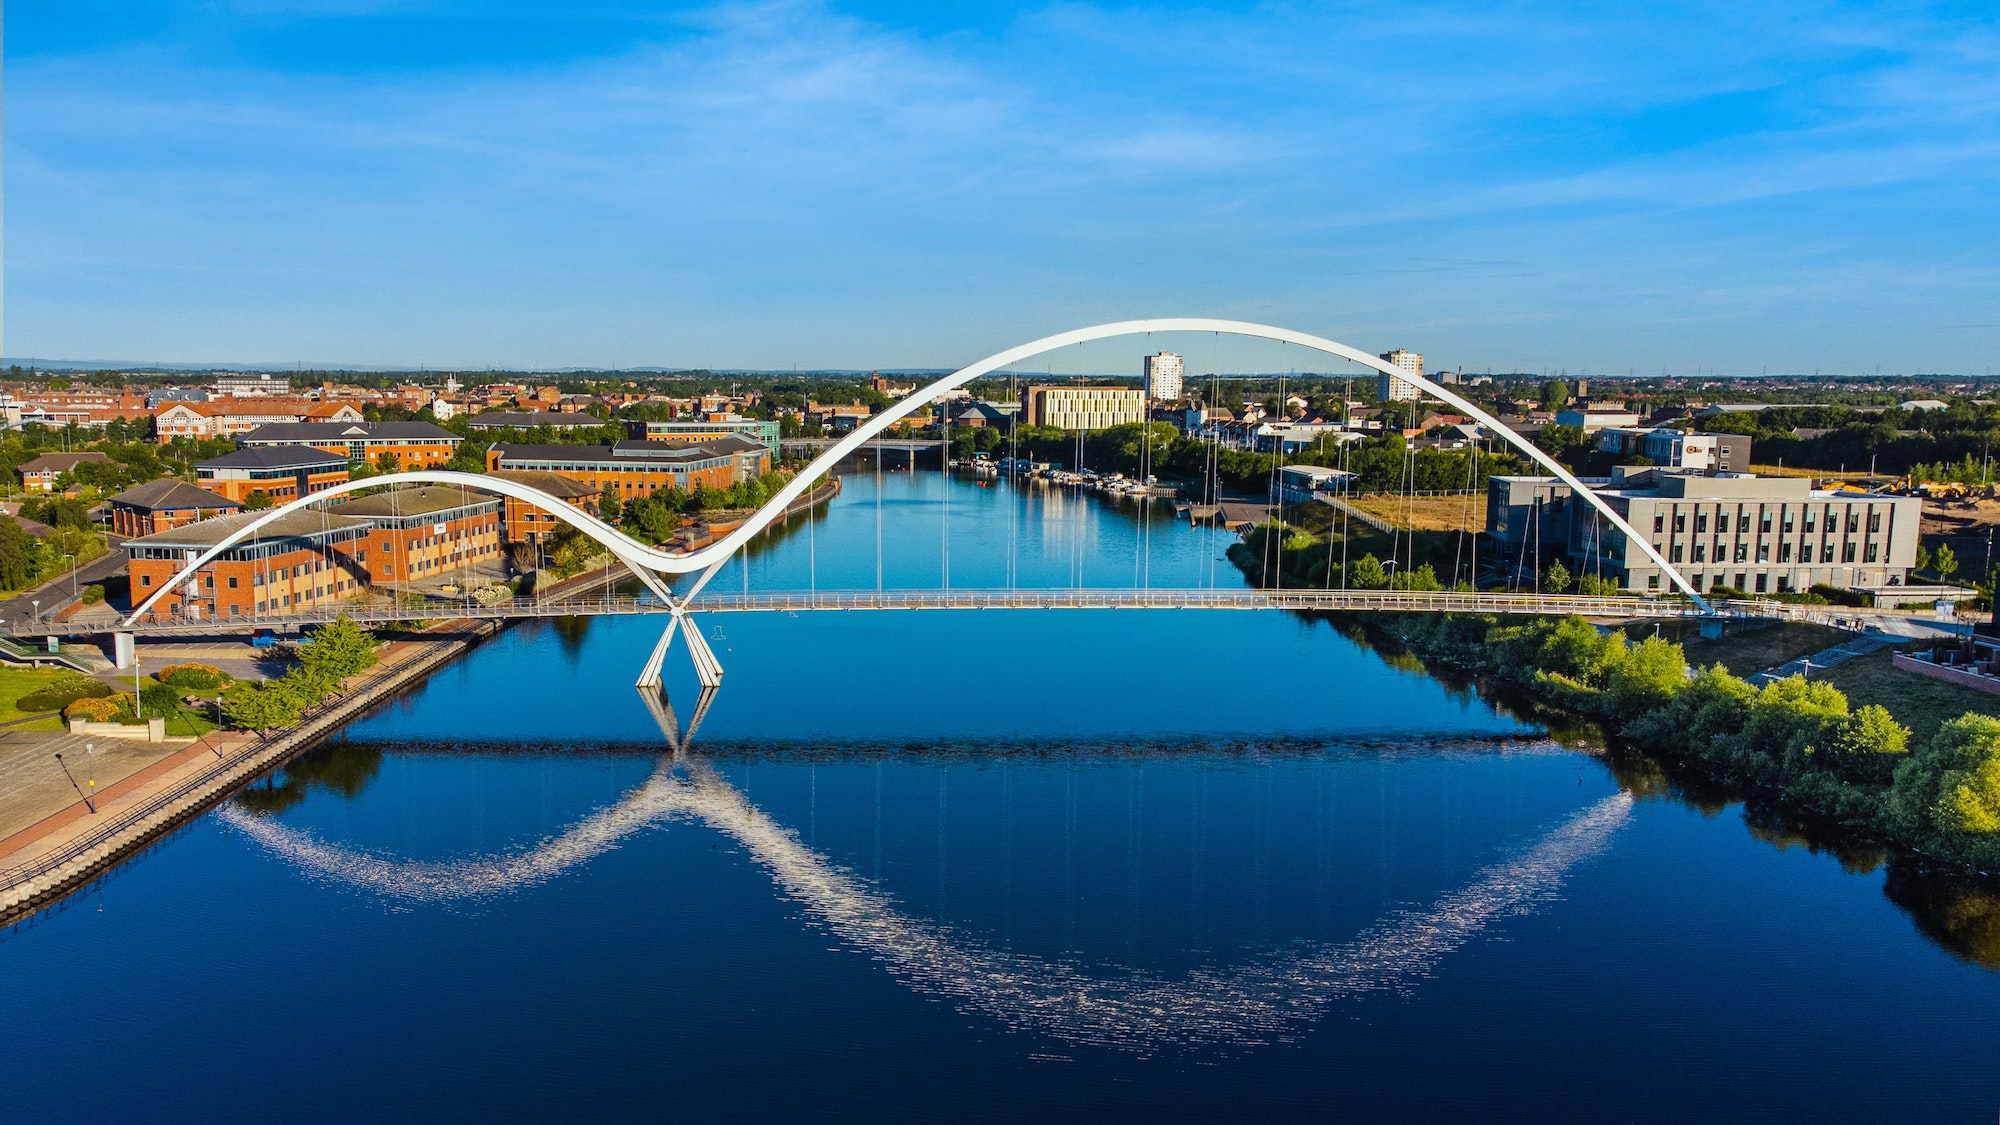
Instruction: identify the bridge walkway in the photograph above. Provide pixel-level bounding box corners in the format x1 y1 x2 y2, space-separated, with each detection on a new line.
26 587 1774 638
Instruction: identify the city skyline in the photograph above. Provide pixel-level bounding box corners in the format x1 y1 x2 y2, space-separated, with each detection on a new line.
9 2 1999 374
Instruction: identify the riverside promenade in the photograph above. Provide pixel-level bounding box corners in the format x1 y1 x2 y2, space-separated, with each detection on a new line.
0 617 505 925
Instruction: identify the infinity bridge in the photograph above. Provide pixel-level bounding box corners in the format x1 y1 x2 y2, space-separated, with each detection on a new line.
80 588 1769 639
113 317 1733 685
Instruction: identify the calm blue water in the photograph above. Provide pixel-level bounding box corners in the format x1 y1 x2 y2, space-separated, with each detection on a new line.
6 471 1999 1122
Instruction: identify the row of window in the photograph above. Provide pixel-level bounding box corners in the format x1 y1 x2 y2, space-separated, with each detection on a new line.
1651 507 1888 536
1667 540 1881 565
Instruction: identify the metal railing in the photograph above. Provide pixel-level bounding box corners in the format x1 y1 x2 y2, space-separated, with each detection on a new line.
36 587 1777 636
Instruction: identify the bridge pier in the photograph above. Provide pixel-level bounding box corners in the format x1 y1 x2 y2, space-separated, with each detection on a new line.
111 632 135 670
634 606 725 690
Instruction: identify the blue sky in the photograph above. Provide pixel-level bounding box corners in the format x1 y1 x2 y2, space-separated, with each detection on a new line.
7 1 1999 374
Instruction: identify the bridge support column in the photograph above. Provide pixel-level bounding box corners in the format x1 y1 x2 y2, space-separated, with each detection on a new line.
682 617 725 689
634 605 724 690
111 632 136 670
635 615 682 688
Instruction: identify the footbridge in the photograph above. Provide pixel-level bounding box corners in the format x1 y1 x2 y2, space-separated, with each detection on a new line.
78 587 1765 640
117 318 1722 685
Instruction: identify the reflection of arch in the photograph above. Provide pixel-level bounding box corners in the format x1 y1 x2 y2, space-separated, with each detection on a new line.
221 757 1632 1050
129 319 1707 624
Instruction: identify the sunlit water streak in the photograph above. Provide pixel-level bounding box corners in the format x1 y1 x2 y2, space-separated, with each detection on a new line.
220 755 1631 1051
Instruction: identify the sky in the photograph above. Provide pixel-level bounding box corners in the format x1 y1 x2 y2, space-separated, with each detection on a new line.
6 0 2000 375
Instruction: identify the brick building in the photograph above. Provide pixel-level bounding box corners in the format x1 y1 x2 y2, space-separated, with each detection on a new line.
126 509 373 621
17 452 111 492
485 470 602 544
485 437 769 500
154 399 363 440
326 486 505 586
237 421 462 469
195 446 352 505
107 479 243 537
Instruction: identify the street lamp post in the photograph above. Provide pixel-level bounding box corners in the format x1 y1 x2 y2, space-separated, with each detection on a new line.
63 553 77 602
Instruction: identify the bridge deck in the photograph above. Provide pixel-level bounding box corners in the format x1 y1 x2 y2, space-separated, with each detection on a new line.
42 588 1770 637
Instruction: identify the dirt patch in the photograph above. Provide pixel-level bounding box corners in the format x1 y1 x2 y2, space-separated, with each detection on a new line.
1341 493 1488 533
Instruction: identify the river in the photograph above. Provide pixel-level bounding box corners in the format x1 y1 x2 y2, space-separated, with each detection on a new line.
5 468 1999 1121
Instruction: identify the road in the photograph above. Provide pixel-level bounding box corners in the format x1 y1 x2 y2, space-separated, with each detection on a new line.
0 537 128 629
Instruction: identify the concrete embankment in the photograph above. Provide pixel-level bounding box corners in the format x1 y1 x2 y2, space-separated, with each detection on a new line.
0 618 505 926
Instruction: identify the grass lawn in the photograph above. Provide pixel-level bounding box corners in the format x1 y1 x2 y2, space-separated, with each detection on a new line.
0 664 99 731
1670 620 1854 677
1817 647 2000 746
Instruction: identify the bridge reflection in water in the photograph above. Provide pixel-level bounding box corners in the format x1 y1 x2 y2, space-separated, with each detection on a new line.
219 686 1631 1052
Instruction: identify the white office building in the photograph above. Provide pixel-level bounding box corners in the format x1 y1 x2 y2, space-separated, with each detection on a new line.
1144 352 1184 401
1378 349 1422 401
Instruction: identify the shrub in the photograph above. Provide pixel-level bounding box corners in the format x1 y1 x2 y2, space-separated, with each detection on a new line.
157 662 229 690
79 584 105 605
18 673 113 713
62 696 122 722
1809 583 1872 607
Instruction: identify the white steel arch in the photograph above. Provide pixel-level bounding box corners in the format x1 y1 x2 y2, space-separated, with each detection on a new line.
125 318 1707 626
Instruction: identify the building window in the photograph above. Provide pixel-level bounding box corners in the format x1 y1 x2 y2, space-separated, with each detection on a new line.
1735 543 1748 563
1671 544 1684 563
1799 544 1812 563
1782 512 1794 533
227 576 239 589
141 575 152 587
1843 543 1857 563
1696 512 1709 533
1757 544 1770 563
1693 544 1706 563
1755 573 1768 593
1869 512 1882 533
1760 514 1772 534
1804 511 1816 533
1866 543 1879 563
1653 513 1664 533
1716 513 1729 534
1779 542 1792 562
1847 512 1860 533
1674 513 1686 533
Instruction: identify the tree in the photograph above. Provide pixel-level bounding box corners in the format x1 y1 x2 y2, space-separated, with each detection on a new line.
1914 545 1933 575
223 682 301 733
1890 714 2000 838
1604 635 1689 713
1534 424 1586 460
0 517 30 590
598 483 623 523
243 491 275 511
374 451 403 475
1540 379 1571 412
1543 560 1572 594
1388 562 1442 591
1347 553 1388 589
1935 543 1959 583
298 616 378 680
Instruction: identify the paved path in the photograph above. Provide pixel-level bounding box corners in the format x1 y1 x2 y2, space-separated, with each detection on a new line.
0 618 504 922
0 728 205 845
1749 632 1900 685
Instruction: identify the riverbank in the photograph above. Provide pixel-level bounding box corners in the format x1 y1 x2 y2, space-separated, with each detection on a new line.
0 617 505 925
1346 608 2000 879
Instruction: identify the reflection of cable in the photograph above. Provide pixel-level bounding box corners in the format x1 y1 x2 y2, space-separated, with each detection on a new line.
222 761 1630 1052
